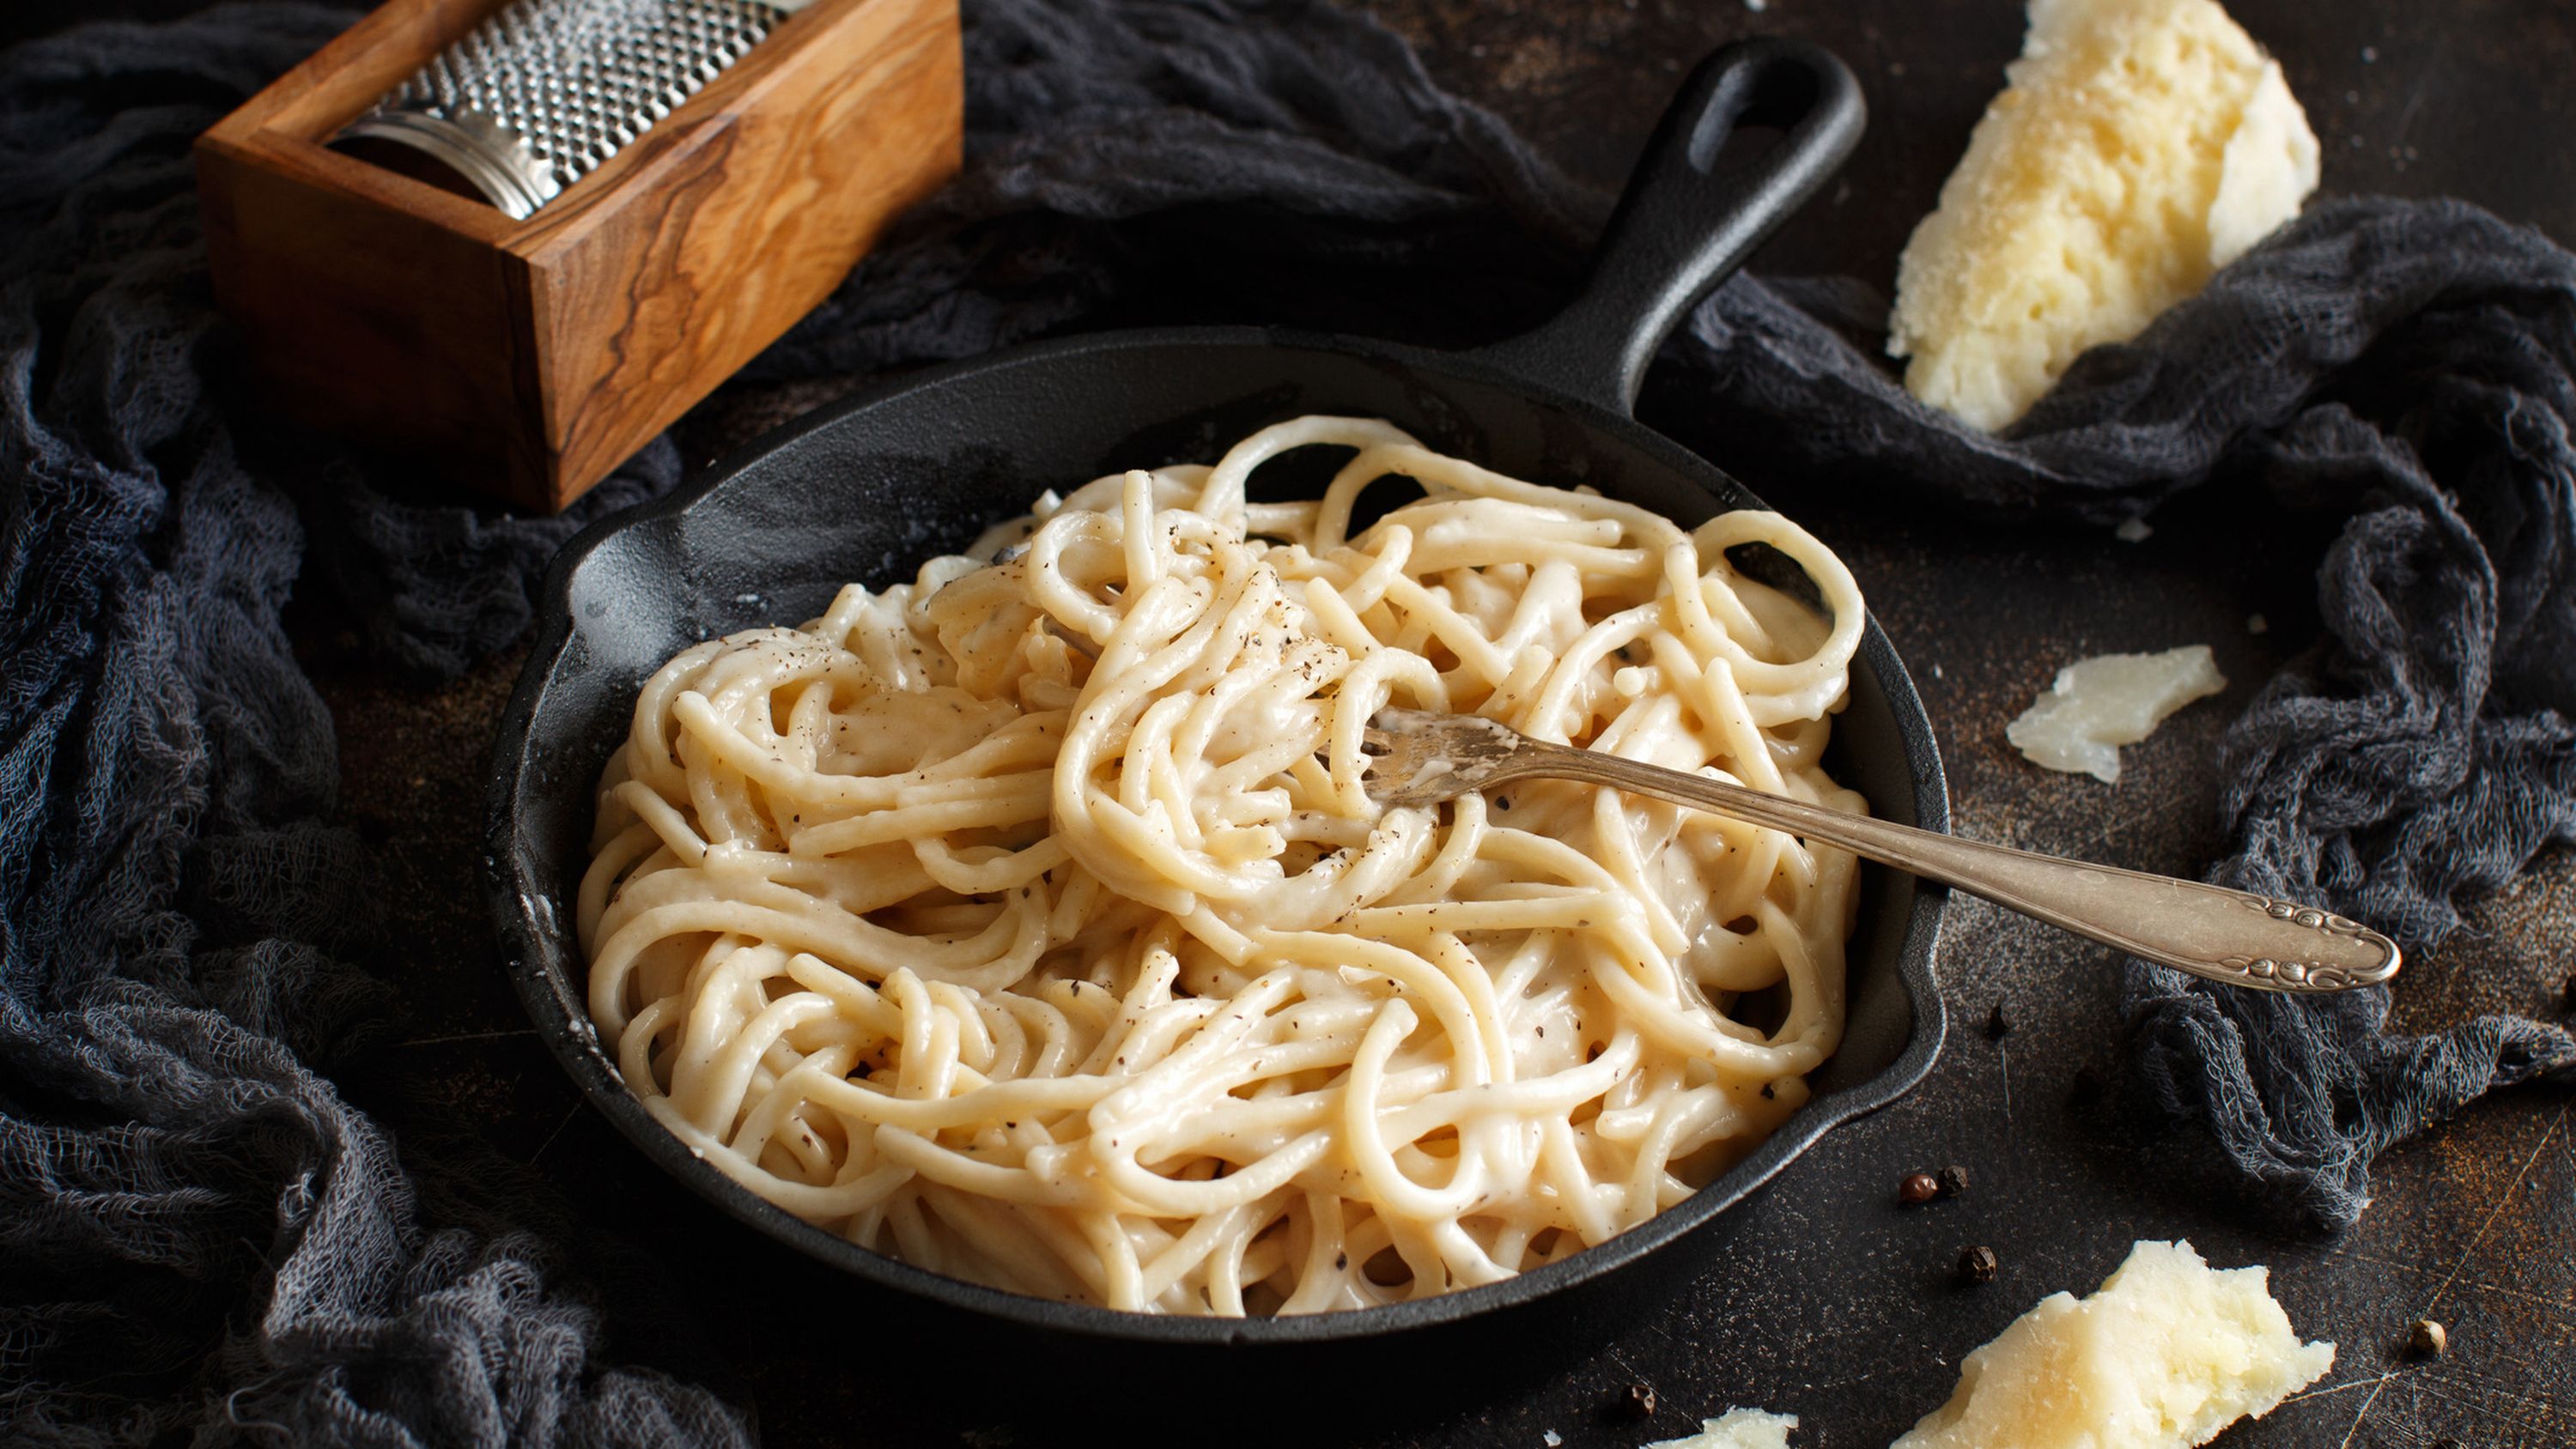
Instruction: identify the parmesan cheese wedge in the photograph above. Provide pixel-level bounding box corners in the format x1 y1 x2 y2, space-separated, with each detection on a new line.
1892 1240 2335 1449
1888 0 2321 430
2008 644 2225 784
1643 1408 1799 1449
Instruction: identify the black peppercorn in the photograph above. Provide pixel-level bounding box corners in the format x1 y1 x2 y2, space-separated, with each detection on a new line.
1622 1383 1656 1419
2069 1064 2105 1106
2409 1319 2447 1358
1985 1002 2011 1039
1936 1164 1970 1198
1899 1171 1940 1205
1958 1245 1999 1284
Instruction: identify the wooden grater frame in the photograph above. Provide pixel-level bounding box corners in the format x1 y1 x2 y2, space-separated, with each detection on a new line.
196 0 963 512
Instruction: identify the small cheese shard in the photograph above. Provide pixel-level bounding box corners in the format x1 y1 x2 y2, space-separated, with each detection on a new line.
2008 644 2224 783
1888 0 2321 430
1893 1240 2335 1449
1643 1409 1799 1449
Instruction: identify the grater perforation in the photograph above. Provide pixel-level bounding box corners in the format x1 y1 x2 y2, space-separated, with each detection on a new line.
336 0 793 219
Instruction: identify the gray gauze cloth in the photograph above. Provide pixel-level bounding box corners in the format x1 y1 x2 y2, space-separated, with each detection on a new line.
2 0 2571 1442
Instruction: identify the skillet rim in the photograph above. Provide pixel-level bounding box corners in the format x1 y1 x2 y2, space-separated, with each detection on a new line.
485 322 1951 1345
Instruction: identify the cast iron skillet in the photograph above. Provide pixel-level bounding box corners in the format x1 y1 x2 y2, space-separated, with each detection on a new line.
489 38 1948 1346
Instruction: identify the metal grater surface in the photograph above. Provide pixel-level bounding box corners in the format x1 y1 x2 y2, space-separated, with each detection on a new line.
337 0 793 219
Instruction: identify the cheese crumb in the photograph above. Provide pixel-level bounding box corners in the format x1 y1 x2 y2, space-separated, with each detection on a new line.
2007 645 2225 783
1643 1409 1798 1449
1887 0 2321 430
1893 1240 2334 1449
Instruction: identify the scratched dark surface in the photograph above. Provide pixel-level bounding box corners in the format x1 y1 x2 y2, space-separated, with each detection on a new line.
14 0 2576 1445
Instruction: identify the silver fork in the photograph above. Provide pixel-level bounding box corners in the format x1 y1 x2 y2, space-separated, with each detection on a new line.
1361 707 2400 995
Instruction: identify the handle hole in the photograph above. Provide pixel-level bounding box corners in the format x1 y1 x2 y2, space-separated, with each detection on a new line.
1683 58 1821 177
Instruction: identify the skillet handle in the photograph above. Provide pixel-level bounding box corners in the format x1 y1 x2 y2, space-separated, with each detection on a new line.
1469 39 1864 417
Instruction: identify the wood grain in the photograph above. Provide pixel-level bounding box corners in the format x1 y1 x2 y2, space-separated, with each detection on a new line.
195 0 963 512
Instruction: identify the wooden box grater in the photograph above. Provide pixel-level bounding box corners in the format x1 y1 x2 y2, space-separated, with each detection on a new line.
194 0 963 512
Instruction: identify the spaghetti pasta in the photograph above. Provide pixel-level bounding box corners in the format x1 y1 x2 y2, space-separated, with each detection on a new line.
579 415 1868 1315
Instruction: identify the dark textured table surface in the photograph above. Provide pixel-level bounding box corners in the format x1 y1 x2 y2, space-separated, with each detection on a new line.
15 1 2576 1446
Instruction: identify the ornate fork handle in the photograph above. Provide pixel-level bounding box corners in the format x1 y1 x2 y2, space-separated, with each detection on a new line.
1490 737 2401 995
